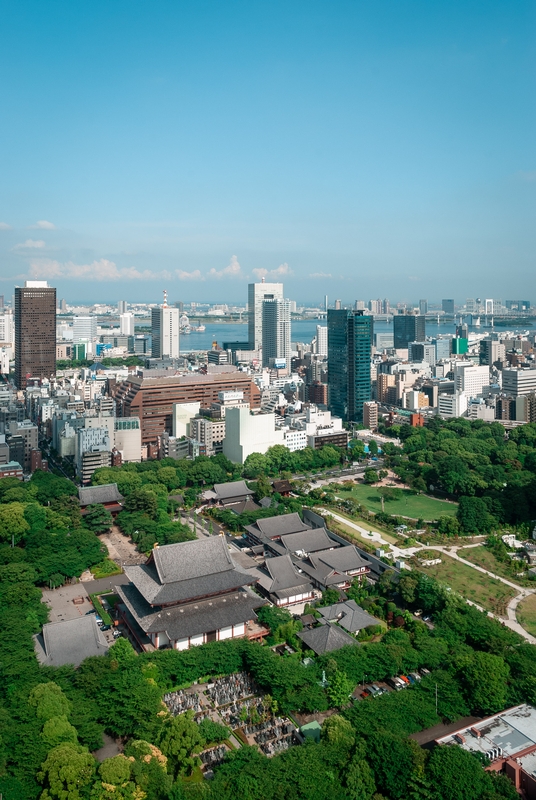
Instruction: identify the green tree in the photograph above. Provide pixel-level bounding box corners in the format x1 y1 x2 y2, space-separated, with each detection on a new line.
29 682 72 722
326 670 353 707
368 440 379 456
38 742 96 800
321 714 355 751
123 489 159 518
41 715 79 748
346 754 376 800
0 502 30 543
99 755 132 786
243 452 269 479
363 468 379 485
462 652 509 714
157 711 203 777
83 504 113 534
398 574 419 605
426 745 493 800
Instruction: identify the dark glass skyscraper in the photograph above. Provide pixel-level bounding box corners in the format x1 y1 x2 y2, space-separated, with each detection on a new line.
327 309 372 422
15 281 56 389
393 314 425 349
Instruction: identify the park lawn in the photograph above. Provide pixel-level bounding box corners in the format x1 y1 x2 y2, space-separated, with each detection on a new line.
516 594 536 638
336 483 457 521
459 546 529 587
413 551 516 617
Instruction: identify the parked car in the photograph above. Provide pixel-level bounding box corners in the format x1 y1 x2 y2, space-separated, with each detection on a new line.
85 609 96 615
387 677 405 691
112 630 122 639
409 672 422 682
420 668 431 676
100 624 111 631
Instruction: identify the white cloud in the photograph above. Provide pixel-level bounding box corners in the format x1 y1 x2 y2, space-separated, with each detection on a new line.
176 269 204 281
309 271 332 279
0 222 12 231
208 254 244 279
13 239 46 250
29 220 56 230
29 258 171 282
252 262 292 280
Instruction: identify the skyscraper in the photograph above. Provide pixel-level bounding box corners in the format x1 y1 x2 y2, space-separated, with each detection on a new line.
315 325 328 357
327 309 372 422
151 296 180 359
118 300 128 314
393 315 426 349
419 299 428 315
442 299 455 314
262 298 291 367
15 280 56 388
120 312 135 336
248 281 283 350
73 316 97 344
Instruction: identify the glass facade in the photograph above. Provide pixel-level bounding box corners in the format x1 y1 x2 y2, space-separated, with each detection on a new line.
327 310 372 422
393 315 425 349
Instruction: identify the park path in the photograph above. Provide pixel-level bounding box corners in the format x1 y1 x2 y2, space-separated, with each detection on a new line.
320 508 536 643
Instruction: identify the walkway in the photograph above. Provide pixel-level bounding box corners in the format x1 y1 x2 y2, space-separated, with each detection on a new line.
320 509 536 643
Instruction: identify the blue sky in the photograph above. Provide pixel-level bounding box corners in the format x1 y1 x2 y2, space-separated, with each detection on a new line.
0 0 534 305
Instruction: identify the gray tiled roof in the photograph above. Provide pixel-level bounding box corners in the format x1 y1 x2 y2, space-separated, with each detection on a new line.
318 600 379 633
78 483 124 506
116 583 265 640
123 560 253 606
214 480 252 501
297 622 356 655
152 536 233 584
280 527 334 554
313 546 370 573
34 615 109 667
255 513 309 538
259 555 313 598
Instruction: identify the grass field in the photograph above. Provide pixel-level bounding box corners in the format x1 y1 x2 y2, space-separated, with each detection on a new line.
326 508 399 544
335 484 458 521
459 546 529 587
517 594 536 637
413 551 516 616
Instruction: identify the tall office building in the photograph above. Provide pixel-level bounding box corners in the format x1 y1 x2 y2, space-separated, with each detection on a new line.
73 316 97 344
248 281 283 350
15 281 56 389
442 299 455 314
262 298 291 367
151 299 180 359
315 325 328 357
419 299 428 315
327 309 372 422
0 311 14 346
393 315 425 349
118 300 128 314
120 312 135 336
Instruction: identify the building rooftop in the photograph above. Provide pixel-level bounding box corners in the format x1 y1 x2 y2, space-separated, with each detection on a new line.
78 483 124 506
213 480 252 501
255 512 310 538
318 600 378 633
280 527 334 555
436 705 536 759
297 621 356 655
34 616 109 667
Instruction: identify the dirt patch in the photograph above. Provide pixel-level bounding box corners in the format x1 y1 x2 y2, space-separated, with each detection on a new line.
99 525 146 566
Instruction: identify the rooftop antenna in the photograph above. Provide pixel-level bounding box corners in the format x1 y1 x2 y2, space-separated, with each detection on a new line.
163 289 168 307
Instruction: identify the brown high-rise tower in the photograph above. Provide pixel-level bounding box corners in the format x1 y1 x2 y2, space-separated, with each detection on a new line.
15 281 56 389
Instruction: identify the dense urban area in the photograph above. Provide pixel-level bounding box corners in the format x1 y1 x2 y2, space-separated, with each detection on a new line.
2 284 536 799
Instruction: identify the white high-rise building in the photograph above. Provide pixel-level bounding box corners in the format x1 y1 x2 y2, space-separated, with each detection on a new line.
73 316 97 344
120 312 135 336
262 298 291 367
118 300 128 314
151 303 180 359
454 364 490 398
248 281 283 350
0 311 14 346
315 325 328 357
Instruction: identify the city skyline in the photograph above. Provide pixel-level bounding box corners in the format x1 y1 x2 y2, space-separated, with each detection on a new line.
0 1 534 302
